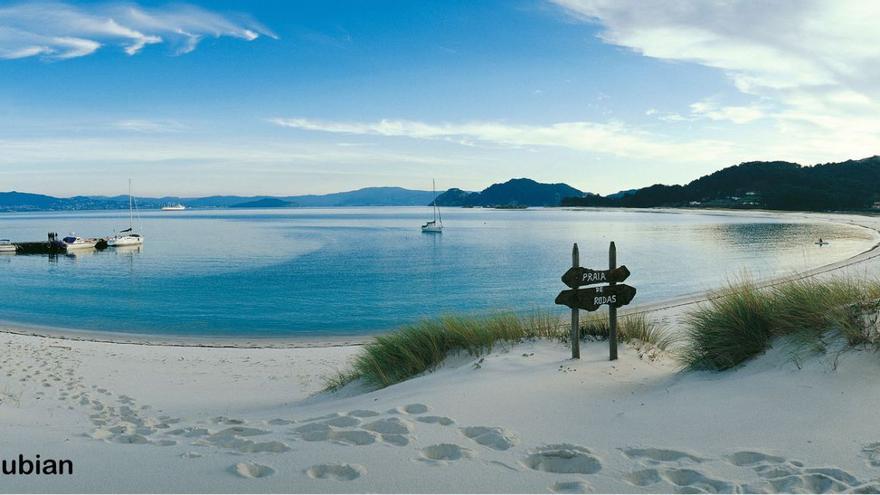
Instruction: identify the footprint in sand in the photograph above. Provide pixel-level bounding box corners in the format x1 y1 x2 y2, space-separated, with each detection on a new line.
765 472 851 494
420 443 474 462
212 426 270 437
328 430 377 446
168 426 210 438
202 432 291 453
416 415 455 426
461 426 518 451
306 463 365 481
624 468 662 487
268 418 294 426
362 417 413 435
230 462 275 479
622 447 704 464
403 403 428 414
660 467 736 493
725 451 785 467
550 480 592 493
323 416 361 428
295 422 332 441
389 403 429 415
381 434 409 446
348 409 380 418
862 442 880 467
851 484 880 494
524 444 601 475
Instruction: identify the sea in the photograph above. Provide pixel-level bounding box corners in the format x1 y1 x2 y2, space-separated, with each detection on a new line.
0 207 875 338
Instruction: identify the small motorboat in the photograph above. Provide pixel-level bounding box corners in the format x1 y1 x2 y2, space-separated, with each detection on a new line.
0 239 15 254
62 235 98 251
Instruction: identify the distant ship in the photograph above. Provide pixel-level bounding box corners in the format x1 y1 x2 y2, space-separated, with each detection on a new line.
161 203 186 211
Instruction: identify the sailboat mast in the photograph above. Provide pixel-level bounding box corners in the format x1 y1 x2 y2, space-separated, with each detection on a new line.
432 179 437 222
128 178 133 229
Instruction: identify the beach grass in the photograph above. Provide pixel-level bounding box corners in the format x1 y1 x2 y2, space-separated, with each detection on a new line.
581 313 678 350
680 276 880 370
324 311 670 390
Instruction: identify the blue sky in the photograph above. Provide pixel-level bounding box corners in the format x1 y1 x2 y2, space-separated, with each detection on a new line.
1 0 877 196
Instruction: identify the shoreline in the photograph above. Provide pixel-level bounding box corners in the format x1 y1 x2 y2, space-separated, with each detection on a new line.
2 208 879 349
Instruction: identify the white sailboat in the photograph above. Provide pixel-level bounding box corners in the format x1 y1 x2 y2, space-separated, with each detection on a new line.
108 179 144 247
421 179 443 233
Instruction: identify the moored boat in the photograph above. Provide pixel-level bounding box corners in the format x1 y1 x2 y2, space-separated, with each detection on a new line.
422 179 443 234
108 179 145 247
0 239 15 253
62 235 98 251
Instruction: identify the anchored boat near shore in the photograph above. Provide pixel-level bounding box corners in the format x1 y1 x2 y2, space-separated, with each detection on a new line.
108 180 144 247
61 235 99 250
421 179 443 233
0 239 15 253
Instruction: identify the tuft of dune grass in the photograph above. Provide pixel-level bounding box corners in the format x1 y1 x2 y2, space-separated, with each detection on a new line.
324 311 670 391
680 276 880 371
581 313 677 350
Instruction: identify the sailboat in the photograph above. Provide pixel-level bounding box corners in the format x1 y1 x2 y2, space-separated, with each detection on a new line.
108 179 144 247
421 179 443 233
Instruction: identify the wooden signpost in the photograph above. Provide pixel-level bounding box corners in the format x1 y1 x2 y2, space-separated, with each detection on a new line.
555 242 636 361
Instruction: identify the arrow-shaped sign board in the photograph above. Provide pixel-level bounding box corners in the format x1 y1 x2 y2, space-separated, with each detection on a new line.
555 284 637 312
561 264 631 288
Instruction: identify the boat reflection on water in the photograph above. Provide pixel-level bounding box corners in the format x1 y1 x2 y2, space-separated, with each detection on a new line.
113 245 143 255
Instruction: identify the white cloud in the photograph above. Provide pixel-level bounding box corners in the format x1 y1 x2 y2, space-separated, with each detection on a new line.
551 0 880 164
689 101 764 124
113 119 187 133
271 117 734 162
0 2 275 60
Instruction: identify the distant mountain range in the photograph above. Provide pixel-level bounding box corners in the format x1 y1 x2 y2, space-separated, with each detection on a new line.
0 187 439 212
562 155 880 211
6 156 878 213
433 178 584 207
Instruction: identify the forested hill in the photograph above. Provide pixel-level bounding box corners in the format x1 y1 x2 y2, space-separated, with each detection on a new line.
562 156 880 211
434 178 583 207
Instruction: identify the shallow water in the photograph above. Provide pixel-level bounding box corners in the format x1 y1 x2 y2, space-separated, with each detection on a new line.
0 207 874 337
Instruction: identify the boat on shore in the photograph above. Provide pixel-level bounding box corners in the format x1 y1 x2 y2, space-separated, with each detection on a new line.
161 203 186 211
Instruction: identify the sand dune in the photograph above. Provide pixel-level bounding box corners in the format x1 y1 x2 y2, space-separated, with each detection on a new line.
3 329 880 493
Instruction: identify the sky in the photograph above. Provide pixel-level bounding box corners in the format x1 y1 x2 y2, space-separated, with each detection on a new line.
1 0 879 197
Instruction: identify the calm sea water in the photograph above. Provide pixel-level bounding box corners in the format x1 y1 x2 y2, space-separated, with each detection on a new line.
0 208 874 338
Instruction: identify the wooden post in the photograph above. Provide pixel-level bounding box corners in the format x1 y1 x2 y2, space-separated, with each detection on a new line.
608 241 618 361
570 243 580 359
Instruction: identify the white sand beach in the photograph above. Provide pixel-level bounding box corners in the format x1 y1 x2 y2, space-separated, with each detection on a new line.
3 211 880 493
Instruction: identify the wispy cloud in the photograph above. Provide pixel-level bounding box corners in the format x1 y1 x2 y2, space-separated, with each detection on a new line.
551 0 880 163
271 117 734 162
0 1 276 60
689 100 765 124
113 119 187 133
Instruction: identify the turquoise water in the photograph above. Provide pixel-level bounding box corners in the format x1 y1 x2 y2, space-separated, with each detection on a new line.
0 208 874 338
